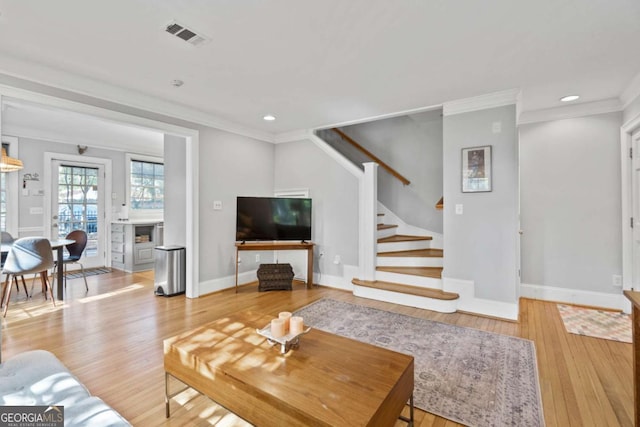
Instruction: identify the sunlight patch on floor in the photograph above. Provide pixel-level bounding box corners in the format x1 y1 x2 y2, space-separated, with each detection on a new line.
77 284 144 303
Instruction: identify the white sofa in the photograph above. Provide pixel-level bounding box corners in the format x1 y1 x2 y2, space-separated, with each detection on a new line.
0 350 130 426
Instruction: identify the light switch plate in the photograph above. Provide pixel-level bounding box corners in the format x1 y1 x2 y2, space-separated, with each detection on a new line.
213 200 223 210
455 204 463 215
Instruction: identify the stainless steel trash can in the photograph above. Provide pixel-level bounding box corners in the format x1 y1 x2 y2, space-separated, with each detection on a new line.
154 245 186 296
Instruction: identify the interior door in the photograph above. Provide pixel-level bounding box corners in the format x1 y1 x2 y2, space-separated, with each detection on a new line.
50 160 106 269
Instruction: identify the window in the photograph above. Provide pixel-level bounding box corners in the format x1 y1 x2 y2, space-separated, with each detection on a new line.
127 154 164 212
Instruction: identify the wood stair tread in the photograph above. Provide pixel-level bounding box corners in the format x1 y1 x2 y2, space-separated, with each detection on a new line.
377 224 398 230
377 234 433 243
376 266 443 278
352 279 458 300
378 249 443 258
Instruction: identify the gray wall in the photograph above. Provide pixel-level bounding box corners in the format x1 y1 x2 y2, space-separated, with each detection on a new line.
443 105 519 303
16 137 127 230
163 134 186 246
274 139 359 278
197 127 275 282
341 110 443 232
519 112 623 293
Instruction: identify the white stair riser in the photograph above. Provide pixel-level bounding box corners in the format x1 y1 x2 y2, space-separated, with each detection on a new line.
376 256 443 267
375 271 442 289
377 240 431 253
353 285 457 313
376 227 398 239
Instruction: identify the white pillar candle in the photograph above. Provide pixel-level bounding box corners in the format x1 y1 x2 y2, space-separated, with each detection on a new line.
290 316 304 335
278 312 292 332
271 318 286 338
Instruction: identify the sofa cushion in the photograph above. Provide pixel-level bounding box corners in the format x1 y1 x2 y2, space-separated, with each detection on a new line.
0 350 90 406
64 396 131 427
0 350 130 426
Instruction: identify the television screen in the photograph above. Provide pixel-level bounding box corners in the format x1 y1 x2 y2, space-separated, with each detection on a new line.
236 197 312 241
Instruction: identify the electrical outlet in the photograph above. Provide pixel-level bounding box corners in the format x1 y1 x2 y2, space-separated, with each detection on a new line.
612 274 622 288
255 254 260 263
333 255 341 265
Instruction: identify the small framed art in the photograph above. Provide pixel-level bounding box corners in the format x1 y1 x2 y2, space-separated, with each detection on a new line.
461 145 492 193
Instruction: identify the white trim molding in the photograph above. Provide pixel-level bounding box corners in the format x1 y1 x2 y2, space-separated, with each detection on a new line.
443 277 519 320
518 98 623 125
443 89 520 117
621 111 640 293
308 133 364 179
621 70 640 109
314 273 354 291
520 283 631 313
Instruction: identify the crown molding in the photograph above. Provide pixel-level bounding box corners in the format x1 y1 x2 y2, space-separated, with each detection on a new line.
0 54 274 143
273 129 314 144
621 70 640 110
442 88 520 116
518 98 623 125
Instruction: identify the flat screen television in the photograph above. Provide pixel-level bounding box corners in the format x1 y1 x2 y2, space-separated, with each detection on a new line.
236 196 312 242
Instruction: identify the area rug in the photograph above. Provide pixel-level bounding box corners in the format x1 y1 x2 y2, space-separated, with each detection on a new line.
294 299 544 427
65 267 112 280
557 304 632 343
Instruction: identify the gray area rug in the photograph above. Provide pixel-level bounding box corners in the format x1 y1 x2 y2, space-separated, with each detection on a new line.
294 299 544 427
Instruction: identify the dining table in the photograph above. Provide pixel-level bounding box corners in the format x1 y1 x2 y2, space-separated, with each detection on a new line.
1 238 75 301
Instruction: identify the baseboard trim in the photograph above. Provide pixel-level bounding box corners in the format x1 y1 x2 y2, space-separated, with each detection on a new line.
314 273 353 291
199 270 257 295
520 283 630 312
443 276 518 320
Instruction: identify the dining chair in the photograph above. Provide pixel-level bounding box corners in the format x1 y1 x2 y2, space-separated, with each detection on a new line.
0 231 28 296
1 237 55 317
56 230 89 292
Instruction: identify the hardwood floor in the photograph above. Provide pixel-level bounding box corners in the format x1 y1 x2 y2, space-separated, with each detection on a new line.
0 271 634 426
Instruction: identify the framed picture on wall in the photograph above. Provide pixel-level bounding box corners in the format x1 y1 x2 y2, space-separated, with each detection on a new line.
461 145 492 192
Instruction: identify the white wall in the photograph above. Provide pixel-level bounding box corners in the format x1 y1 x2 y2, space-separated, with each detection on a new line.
519 112 623 294
163 134 186 246
274 139 359 283
443 105 519 303
341 110 443 233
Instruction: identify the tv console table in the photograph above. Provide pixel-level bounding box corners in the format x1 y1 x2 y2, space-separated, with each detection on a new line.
235 241 315 292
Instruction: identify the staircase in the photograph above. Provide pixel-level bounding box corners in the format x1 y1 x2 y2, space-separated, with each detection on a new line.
352 213 459 313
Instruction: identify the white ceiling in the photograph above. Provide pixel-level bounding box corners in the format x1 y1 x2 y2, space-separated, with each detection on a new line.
0 0 639 138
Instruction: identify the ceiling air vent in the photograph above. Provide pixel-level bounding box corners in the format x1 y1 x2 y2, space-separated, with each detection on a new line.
165 21 209 47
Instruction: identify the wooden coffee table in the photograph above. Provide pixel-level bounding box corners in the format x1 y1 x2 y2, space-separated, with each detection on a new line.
164 311 414 426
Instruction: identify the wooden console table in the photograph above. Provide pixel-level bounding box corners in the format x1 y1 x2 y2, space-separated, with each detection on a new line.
624 290 640 427
235 241 314 292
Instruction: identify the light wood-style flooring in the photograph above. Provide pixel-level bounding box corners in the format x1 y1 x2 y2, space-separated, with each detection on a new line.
0 271 634 426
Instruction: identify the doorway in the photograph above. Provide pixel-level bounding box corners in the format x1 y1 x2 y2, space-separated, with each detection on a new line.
45 153 112 270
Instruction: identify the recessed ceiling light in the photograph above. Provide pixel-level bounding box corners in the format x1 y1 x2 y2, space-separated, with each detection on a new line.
263 114 276 121
171 79 184 87
560 95 580 102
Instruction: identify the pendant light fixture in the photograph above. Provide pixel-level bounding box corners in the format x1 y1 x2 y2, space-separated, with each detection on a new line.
0 148 24 172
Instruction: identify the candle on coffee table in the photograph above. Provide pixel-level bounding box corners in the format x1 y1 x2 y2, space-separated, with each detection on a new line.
290 316 304 335
278 312 292 331
271 318 286 338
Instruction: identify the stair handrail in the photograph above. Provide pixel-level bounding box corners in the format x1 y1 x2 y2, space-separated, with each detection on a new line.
331 128 411 186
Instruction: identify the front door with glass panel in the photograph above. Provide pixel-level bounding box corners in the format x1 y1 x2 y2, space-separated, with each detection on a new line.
52 161 106 269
